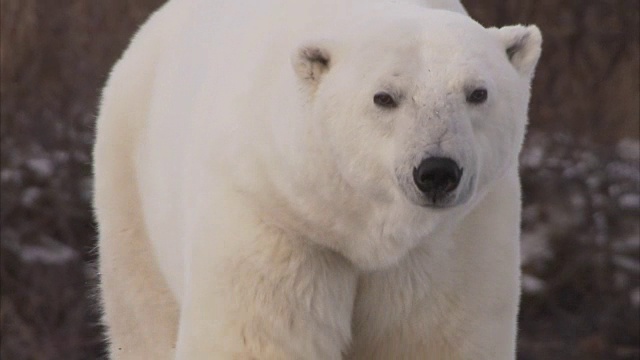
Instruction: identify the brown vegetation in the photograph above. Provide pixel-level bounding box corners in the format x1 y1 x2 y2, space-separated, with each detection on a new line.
1 0 638 359
466 0 640 143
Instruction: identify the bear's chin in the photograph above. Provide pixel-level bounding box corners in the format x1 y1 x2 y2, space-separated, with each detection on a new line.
335 201 461 271
344 242 419 271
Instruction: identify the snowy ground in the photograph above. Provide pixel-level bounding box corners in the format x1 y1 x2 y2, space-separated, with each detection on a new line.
517 133 639 359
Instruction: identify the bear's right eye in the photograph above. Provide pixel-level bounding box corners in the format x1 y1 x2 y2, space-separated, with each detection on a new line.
373 92 397 108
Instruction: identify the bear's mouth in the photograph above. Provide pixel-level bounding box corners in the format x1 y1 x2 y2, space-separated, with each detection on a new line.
397 172 474 209
418 191 460 208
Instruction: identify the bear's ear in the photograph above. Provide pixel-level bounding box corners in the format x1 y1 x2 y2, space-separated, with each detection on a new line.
292 41 333 86
489 25 542 79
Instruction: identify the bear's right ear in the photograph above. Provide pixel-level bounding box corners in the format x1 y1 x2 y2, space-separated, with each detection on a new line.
292 41 333 86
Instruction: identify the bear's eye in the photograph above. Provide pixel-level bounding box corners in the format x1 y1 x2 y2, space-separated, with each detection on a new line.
466 88 488 104
373 92 397 108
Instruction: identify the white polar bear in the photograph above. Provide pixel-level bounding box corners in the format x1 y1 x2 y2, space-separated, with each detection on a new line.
93 0 542 358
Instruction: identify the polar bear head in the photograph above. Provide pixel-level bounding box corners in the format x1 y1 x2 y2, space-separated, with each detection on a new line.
285 9 541 270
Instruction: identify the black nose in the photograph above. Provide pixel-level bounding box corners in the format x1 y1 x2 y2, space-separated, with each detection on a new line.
413 157 463 197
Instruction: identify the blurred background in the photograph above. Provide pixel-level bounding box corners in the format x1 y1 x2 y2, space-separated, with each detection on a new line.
0 0 638 359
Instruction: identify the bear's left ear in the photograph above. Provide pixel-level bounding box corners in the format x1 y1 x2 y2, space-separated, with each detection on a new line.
489 25 542 79
291 41 334 87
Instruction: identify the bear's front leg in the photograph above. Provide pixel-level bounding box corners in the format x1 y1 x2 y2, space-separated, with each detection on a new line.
174 206 357 360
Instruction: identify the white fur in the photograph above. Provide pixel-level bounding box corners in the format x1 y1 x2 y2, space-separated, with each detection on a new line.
93 0 542 358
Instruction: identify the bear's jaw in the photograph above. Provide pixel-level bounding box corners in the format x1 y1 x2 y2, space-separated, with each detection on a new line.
250 180 460 271
340 206 464 271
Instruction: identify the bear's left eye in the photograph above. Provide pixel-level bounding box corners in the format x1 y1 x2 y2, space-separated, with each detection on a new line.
466 88 488 104
373 92 397 108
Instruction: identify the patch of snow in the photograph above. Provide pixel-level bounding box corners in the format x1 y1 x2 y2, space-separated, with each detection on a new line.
20 243 78 264
26 157 54 178
617 138 640 161
1 236 79 265
606 162 640 182
521 226 553 266
53 150 70 163
521 145 544 168
618 193 640 211
0 169 22 184
613 255 640 274
522 274 546 294
21 187 42 207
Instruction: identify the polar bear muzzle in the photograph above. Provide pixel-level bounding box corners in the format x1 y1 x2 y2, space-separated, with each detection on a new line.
412 157 463 205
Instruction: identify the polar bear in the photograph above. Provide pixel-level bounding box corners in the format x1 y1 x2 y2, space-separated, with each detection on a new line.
93 0 542 358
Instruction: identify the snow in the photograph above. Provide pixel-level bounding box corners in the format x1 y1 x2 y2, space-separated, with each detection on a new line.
521 225 553 267
2 235 79 265
618 193 640 211
21 187 42 207
26 157 55 178
617 138 640 161
518 133 640 296
522 274 546 294
613 255 640 274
